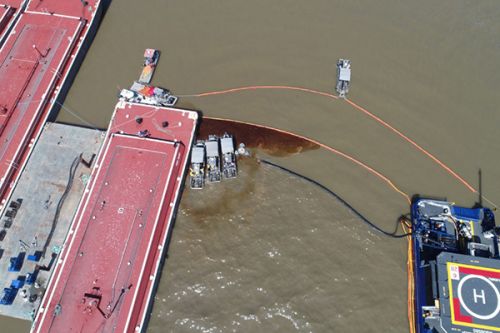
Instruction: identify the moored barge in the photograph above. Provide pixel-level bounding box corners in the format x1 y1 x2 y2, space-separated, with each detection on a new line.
0 0 103 213
32 101 198 332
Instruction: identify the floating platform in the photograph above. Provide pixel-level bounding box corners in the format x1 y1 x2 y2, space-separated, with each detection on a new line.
32 102 198 333
138 48 159 84
411 198 500 333
0 122 103 320
336 58 351 97
0 0 103 215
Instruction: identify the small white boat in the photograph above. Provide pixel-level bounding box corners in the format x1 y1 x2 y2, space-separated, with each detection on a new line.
119 81 177 107
336 59 351 98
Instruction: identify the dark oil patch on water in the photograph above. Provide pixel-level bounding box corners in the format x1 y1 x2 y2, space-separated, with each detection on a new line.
199 117 320 157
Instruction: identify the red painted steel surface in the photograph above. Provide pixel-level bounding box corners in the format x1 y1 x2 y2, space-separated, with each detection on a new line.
0 14 83 192
1 0 25 6
26 0 98 18
0 0 101 210
33 102 198 333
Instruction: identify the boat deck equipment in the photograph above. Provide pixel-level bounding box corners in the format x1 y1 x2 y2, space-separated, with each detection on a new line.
205 135 221 183
220 133 237 179
411 197 500 333
190 142 206 189
138 49 159 84
336 59 351 98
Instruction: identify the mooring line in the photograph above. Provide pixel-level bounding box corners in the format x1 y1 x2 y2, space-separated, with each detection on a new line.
205 116 411 204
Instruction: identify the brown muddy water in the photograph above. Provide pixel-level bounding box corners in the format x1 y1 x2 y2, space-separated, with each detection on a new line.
4 0 500 332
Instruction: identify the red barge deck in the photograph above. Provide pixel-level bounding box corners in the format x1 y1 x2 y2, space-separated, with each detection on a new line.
0 0 102 212
32 102 198 332
0 1 26 44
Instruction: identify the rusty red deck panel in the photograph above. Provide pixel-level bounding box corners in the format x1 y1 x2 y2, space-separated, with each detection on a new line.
26 0 99 18
0 0 102 211
33 102 198 333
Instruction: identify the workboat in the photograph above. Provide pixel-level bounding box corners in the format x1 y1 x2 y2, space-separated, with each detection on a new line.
119 81 177 107
220 133 237 179
190 142 206 189
205 135 221 182
410 197 500 333
138 48 159 84
336 58 351 97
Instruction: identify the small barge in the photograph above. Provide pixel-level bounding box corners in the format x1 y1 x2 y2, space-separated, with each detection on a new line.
138 49 159 84
410 197 500 333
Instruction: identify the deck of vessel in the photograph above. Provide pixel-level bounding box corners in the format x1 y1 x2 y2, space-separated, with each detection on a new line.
0 0 102 216
0 122 103 321
33 102 198 332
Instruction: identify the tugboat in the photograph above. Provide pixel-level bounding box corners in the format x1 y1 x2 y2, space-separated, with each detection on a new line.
119 81 177 107
205 135 221 182
138 49 160 84
410 197 500 333
336 59 351 98
220 133 237 179
189 142 206 189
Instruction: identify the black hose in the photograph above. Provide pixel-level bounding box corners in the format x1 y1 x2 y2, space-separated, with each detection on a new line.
42 154 81 257
259 159 411 238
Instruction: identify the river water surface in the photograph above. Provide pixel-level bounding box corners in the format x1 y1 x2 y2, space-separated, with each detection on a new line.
3 0 500 332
